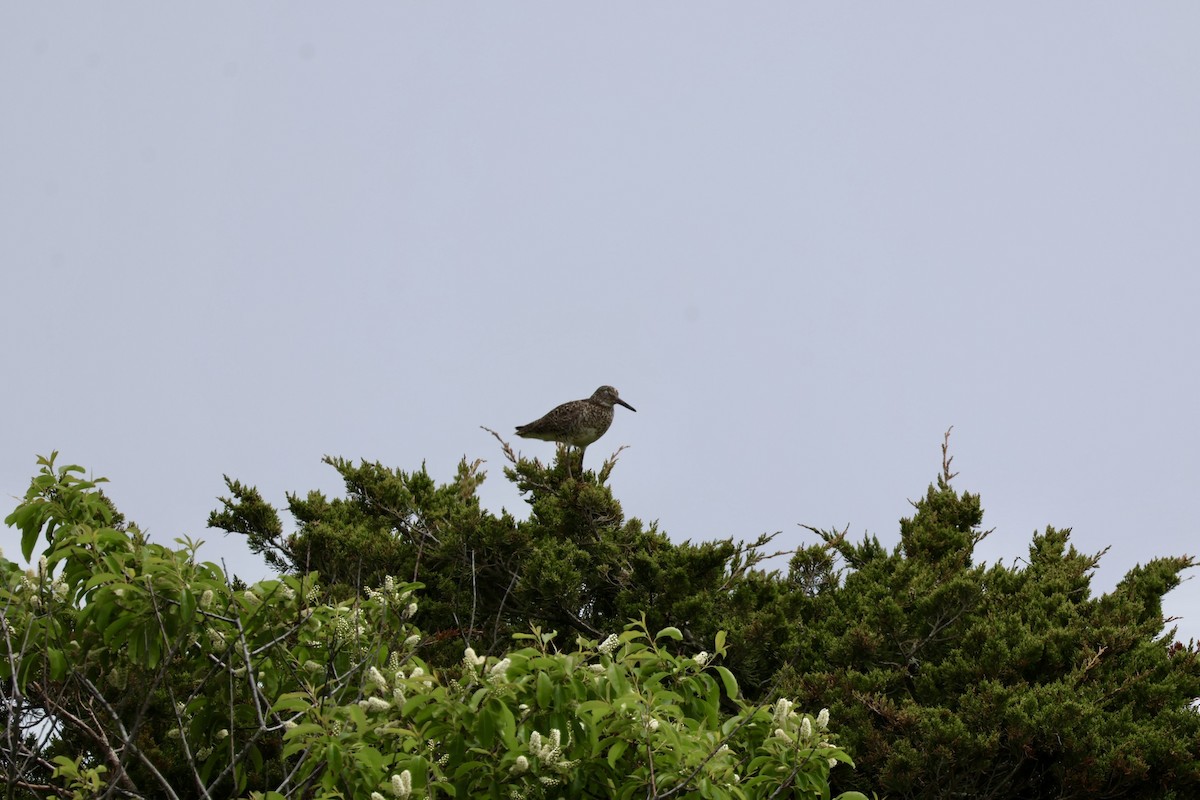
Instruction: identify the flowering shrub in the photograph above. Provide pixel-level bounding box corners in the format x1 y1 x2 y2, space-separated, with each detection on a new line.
271 622 858 799
1 455 865 799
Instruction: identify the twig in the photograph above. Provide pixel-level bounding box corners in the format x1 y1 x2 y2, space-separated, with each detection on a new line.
480 426 518 465
941 426 959 483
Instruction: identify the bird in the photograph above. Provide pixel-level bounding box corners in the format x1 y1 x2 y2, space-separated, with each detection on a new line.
515 385 636 469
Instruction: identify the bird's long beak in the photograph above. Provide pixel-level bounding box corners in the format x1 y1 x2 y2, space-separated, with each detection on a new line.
617 398 636 412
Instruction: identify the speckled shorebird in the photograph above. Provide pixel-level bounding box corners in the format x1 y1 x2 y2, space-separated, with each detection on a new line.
515 385 636 468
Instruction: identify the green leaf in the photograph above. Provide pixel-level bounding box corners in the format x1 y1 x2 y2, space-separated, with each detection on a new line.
536 671 553 707
179 587 196 625
495 700 517 748
102 615 136 648
607 739 628 768
47 648 67 680
402 693 436 718
325 743 343 780
356 746 385 771
576 700 613 719
143 631 162 669
713 666 739 700
273 692 313 713
655 626 683 641
14 504 44 562
50 755 81 778
249 744 265 779
477 706 496 747
84 572 122 590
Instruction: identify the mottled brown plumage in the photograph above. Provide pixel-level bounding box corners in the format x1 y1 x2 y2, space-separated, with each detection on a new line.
515 386 636 465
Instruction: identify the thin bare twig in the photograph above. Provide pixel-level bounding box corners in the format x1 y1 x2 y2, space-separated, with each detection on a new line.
941 426 958 483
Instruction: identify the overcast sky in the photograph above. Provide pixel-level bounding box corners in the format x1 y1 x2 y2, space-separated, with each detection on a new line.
3 5 1198 644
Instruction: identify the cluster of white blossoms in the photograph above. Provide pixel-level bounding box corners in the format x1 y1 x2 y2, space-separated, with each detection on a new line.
304 582 322 604
359 665 392 713
358 696 391 713
205 627 227 651
462 647 487 671
332 608 367 640
369 769 412 800
16 558 69 608
367 666 390 694
407 666 433 689
693 651 711 667
527 728 577 775
598 634 620 656
458 647 512 688
106 665 127 690
772 697 795 725
167 701 190 739
383 652 417 703
769 700 838 767
488 657 512 684
364 576 419 619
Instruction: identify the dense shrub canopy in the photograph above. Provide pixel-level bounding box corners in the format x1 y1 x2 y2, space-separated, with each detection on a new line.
3 437 1198 798
1 454 857 800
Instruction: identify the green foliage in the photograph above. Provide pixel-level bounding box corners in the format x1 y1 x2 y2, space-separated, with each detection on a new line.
6 433 1199 800
208 450 789 683
204 436 1200 799
779 463 1200 799
2 453 857 799
50 754 108 799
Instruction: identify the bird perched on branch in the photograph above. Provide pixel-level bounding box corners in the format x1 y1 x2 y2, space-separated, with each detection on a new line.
515 385 636 469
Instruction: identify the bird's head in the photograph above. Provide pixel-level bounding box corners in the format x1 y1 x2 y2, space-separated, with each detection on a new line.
592 385 636 412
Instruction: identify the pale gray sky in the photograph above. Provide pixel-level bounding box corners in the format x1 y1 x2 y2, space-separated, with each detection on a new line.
3 5 1198 643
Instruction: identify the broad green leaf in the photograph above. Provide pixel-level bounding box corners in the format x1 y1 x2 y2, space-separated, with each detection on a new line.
655 626 683 641
495 699 517 748
47 648 67 680
84 572 122 590
179 587 196 625
356 746 385 771
325 743 343 780
713 666 739 700
249 744 265 779
273 692 313 713
16 504 43 562
477 706 496 746
607 739 628 768
536 671 553 707
576 700 613 719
